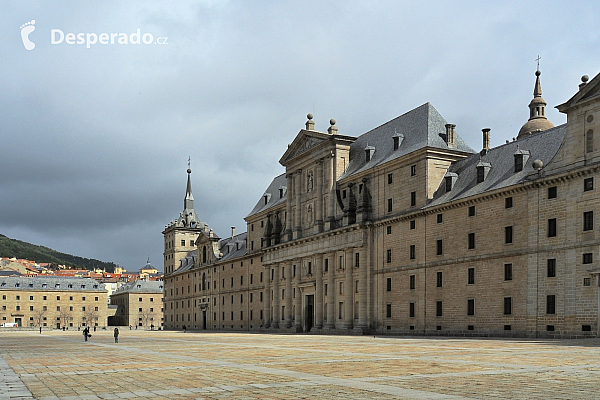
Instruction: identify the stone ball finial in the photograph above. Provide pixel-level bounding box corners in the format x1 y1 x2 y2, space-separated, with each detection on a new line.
307 113 313 120
330 118 336 126
187 168 191 174
535 70 541 77
532 159 544 170
582 75 589 83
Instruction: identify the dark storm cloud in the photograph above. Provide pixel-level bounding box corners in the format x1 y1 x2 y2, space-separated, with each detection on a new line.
1 0 599 270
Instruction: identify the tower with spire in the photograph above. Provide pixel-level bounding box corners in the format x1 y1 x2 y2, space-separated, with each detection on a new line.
518 68 555 139
162 161 207 275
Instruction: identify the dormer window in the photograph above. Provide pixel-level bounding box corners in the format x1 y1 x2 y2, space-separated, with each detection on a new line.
364 145 375 163
93 285 98 289
279 186 287 199
68 284 73 288
476 161 491 183
28 283 33 288
444 172 458 192
392 131 404 150
263 193 271 205
514 149 530 172
15 283 20 288
81 284 86 289
41 283 47 288
55 284 60 288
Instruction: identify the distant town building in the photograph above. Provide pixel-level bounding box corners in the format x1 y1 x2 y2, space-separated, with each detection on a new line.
0 276 113 328
110 280 164 327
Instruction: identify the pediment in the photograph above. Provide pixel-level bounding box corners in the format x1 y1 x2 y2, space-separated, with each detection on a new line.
279 130 330 166
557 72 600 113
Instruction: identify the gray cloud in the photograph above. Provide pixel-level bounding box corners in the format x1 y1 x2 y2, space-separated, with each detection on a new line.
1 1 598 270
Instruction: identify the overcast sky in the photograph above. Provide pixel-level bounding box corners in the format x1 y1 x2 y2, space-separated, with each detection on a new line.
1 1 599 272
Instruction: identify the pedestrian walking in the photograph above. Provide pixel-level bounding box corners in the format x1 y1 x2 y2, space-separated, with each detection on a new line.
114 327 119 343
39 326 42 334
183 325 186 333
83 327 89 342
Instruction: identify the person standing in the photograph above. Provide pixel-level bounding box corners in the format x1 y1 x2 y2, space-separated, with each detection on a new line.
114 327 119 343
39 326 42 334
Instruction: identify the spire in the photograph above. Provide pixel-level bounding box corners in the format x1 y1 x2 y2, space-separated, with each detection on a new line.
517 67 554 139
184 158 194 211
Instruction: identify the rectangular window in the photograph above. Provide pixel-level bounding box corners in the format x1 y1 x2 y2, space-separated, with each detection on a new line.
338 302 343 320
386 249 392 263
409 245 416 260
409 302 415 318
386 304 392 318
387 173 393 184
386 278 392 292
468 233 475 249
548 218 557 237
387 198 393 213
584 278 591 286
468 267 475 285
505 226 513 244
548 186 557 199
410 220 416 229
410 191 416 207
547 259 556 277
339 282 343 295
505 197 513 208
467 299 475 316
409 275 415 290
445 176 452 192
436 271 443 288
410 165 416 176
468 206 475 217
546 295 556 314
436 301 443 317
583 253 593 264
584 177 594 191
504 263 513 281
386 226 392 235
584 211 594 231
503 297 512 315
437 213 443 223
181 240 185 246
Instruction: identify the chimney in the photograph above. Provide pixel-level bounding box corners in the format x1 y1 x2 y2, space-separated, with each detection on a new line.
231 226 235 238
445 124 456 148
482 128 491 155
327 118 338 134
305 113 315 130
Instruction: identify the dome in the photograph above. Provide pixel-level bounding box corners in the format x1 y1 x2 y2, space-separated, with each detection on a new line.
518 117 554 137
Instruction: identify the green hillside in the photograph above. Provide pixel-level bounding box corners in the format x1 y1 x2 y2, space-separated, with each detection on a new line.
0 234 118 272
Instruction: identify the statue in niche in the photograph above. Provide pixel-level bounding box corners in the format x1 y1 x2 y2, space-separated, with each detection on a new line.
306 203 314 226
307 171 314 192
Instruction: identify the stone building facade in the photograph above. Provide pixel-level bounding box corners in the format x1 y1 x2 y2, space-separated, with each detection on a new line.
163 70 600 338
0 276 110 328
110 280 164 327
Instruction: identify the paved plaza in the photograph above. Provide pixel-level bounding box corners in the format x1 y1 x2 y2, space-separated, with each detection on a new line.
0 330 599 399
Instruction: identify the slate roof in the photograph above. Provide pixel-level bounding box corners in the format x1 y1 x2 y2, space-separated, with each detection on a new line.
0 276 104 291
340 103 475 179
218 232 248 261
427 124 567 207
113 280 164 294
247 173 287 218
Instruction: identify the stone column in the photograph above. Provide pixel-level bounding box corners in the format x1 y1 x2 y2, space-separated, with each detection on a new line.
294 261 302 330
315 159 324 233
344 249 354 329
327 152 337 231
272 265 280 329
285 173 293 241
285 262 293 328
326 252 336 329
314 254 324 329
357 248 367 329
264 266 271 329
293 170 302 240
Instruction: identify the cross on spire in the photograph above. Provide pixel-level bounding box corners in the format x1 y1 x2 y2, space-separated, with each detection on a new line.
188 156 191 170
535 55 541 71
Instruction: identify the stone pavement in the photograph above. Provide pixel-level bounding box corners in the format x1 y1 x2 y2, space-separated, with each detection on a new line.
0 330 599 399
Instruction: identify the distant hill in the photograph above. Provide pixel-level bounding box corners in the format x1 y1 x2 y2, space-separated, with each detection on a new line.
0 234 118 272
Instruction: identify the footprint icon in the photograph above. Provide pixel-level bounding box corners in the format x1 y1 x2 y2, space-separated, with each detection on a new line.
20 20 36 50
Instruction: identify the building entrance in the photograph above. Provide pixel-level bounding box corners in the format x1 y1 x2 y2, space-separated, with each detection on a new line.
202 311 207 330
305 295 314 332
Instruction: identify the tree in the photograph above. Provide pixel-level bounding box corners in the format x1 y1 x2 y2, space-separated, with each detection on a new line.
33 309 46 327
139 310 155 328
59 309 72 328
83 309 99 327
